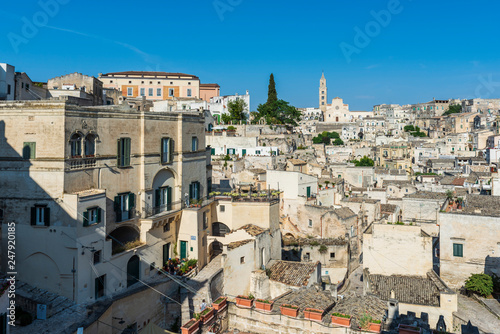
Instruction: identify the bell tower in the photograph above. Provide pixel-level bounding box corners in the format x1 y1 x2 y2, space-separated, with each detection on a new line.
319 72 327 113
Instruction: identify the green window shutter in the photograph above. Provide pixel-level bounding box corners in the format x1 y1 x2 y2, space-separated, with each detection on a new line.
128 193 135 210
189 183 193 200
124 138 131 167
30 207 36 225
211 148 215 155
96 207 102 223
160 139 165 163
167 186 172 210
169 138 174 163
114 196 122 222
30 142 36 159
44 207 50 226
117 139 122 166
83 210 89 226
155 189 161 207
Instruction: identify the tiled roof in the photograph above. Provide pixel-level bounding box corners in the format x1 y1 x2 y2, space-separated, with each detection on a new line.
227 239 253 250
200 83 220 87
268 260 319 287
288 159 307 165
380 204 397 213
459 194 500 217
237 224 266 236
368 273 440 306
451 177 466 186
404 191 448 200
102 71 199 79
383 180 412 187
334 207 357 219
274 288 334 312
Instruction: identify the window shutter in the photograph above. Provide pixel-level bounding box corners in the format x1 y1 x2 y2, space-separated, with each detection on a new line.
30 207 36 225
97 207 102 223
114 196 122 222
124 138 131 166
30 142 36 159
44 207 50 226
167 186 172 210
117 139 122 166
83 210 89 226
160 139 165 163
128 193 135 210
189 183 193 200
155 189 161 207
169 138 174 163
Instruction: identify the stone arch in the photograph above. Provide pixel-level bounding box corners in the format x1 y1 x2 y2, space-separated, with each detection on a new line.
21 252 61 293
152 168 176 190
69 132 84 157
127 255 140 287
84 133 98 157
109 225 140 254
212 222 230 237
209 240 223 261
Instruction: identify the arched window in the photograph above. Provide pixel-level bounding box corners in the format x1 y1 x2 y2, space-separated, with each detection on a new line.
85 134 96 157
70 133 82 157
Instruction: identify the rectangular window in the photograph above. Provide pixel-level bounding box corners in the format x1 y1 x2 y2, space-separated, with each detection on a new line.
308 219 313 228
203 211 208 230
191 137 198 151
23 142 36 159
240 256 245 264
114 192 135 222
157 88 161 96
155 186 172 211
140 88 145 96
169 88 174 97
117 138 131 167
95 274 105 299
220 205 225 212
189 182 201 201
93 250 101 264
31 205 50 226
148 88 153 96
453 243 463 257
7 84 11 95
304 253 310 261
330 252 335 259
127 87 133 96
255 150 261 155
161 137 173 163
187 88 192 97
163 222 170 232
83 207 102 226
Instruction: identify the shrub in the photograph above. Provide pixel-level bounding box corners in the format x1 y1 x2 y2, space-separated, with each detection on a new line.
319 244 328 253
332 312 350 318
310 240 320 246
227 125 236 131
465 273 494 297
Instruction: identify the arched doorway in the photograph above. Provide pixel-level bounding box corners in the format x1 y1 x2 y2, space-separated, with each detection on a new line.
109 225 140 255
127 255 140 287
152 169 175 213
209 240 223 261
212 222 230 237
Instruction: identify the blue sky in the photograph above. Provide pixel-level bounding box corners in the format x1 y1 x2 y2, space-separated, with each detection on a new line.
2 0 500 110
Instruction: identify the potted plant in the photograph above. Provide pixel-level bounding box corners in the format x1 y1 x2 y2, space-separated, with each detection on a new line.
235 294 254 308
399 324 422 334
331 312 351 327
181 318 200 334
280 304 299 317
212 296 227 311
254 298 273 312
304 308 323 321
200 306 215 324
359 313 382 333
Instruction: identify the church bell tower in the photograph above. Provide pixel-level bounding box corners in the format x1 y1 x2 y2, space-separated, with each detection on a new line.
319 72 327 113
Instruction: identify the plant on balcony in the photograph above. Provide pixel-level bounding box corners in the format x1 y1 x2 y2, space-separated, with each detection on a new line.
199 306 214 323
212 296 227 311
254 298 273 312
331 312 351 327
236 295 254 308
259 193 267 197
304 308 323 321
280 304 299 317
181 318 200 334
112 239 145 255
319 244 328 254
359 312 382 333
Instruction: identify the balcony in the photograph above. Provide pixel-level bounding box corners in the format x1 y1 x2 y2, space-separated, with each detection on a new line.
143 200 184 219
67 157 96 170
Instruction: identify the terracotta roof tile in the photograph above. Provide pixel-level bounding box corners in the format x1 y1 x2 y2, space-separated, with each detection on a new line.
268 260 319 287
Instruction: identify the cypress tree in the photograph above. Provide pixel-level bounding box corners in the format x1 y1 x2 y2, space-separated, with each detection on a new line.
267 73 277 105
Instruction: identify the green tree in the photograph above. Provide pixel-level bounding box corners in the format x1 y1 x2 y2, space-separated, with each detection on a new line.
352 156 374 167
443 104 462 116
222 99 247 124
267 73 277 105
404 125 415 132
465 274 494 297
312 132 342 145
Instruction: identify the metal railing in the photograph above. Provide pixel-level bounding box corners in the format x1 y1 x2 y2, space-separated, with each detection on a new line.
142 199 184 218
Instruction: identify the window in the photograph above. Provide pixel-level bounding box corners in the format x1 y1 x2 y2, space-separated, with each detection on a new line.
127 87 133 96
188 82 191 85
163 222 170 232
83 207 101 226
114 192 135 222
22 142 36 159
220 205 225 212
304 253 310 261
95 274 105 299
128 81 132 84
203 211 208 230
161 137 173 163
26 83 29 90
110 80 113 83
140 88 145 96
157 81 161 84
93 250 101 264
453 243 463 257
255 150 261 155
149 81 153 84
31 205 50 226
148 88 153 96
191 137 198 151
157 88 161 96
155 186 172 211
169 88 174 97
0 209 3 224
240 256 245 264
187 88 192 97
117 138 131 167
141 81 144 84
189 182 201 201
308 219 313 228
330 252 335 259
7 84 11 95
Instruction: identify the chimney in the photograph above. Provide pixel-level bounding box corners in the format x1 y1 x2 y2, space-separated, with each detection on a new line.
386 299 399 326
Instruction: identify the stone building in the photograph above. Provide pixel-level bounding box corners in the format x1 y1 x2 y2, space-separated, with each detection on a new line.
47 72 103 105
0 99 210 303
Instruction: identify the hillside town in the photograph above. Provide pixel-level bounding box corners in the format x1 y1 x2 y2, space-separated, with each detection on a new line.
1 63 500 334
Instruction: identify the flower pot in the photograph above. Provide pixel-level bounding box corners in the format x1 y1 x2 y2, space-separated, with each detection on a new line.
399 324 421 334
200 307 214 324
255 299 273 312
212 296 227 311
181 318 200 334
367 322 382 333
304 308 323 321
236 296 253 308
280 305 299 317
331 314 351 327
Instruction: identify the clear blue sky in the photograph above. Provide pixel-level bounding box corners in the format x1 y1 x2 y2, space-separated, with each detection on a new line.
2 0 500 110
